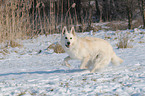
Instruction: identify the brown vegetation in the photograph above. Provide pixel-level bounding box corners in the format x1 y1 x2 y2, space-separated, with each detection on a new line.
48 42 65 53
0 0 145 49
116 32 134 49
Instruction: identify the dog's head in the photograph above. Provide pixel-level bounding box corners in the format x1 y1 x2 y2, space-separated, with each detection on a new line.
61 26 76 48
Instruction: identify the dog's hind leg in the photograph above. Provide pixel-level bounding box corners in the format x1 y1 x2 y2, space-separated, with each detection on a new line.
64 56 71 67
90 55 111 73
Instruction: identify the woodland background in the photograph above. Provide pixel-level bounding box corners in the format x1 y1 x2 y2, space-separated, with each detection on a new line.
0 0 145 47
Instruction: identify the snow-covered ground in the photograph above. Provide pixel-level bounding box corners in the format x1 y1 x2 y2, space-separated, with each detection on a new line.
0 29 145 96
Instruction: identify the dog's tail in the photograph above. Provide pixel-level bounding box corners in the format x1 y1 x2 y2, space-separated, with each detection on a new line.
111 52 123 66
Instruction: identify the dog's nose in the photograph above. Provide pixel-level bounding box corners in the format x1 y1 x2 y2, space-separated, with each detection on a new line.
67 42 70 45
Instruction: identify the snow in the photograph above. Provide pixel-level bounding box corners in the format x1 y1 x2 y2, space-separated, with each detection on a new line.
0 29 145 96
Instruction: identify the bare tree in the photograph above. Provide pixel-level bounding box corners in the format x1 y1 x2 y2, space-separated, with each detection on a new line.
138 0 145 28
95 0 101 22
74 0 81 23
126 0 133 29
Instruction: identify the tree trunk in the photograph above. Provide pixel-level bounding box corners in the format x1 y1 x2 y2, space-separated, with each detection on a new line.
127 7 132 29
126 0 133 29
74 0 81 23
141 0 145 28
102 0 110 21
95 0 100 22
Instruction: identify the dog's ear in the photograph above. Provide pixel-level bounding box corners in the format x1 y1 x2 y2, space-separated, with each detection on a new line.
70 26 76 36
62 26 68 36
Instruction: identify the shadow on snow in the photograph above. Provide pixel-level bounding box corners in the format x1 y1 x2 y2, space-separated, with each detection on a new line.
0 69 87 76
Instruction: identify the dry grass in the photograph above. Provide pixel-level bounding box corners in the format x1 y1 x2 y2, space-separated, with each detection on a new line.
0 49 9 55
106 19 143 31
0 0 30 43
116 32 134 48
106 21 128 31
0 40 21 55
138 41 145 43
0 0 79 49
5 40 22 48
48 42 65 53
54 43 65 53
0 0 31 49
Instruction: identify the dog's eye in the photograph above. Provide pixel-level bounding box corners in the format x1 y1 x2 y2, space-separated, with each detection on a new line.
65 37 67 39
70 37 72 39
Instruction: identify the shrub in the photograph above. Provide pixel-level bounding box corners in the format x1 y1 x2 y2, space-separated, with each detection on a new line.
116 32 134 48
48 42 65 53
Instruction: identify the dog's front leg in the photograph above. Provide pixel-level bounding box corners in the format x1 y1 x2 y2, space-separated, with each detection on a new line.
64 56 71 67
80 57 89 69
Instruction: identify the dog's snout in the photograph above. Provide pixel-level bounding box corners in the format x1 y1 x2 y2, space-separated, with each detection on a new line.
67 42 70 45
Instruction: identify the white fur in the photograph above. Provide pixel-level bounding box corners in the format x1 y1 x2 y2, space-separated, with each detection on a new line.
61 26 123 73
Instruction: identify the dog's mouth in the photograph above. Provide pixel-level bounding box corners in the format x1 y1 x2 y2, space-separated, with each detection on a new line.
65 42 70 48
65 44 70 48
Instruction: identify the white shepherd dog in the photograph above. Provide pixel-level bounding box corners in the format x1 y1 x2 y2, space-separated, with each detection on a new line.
61 26 123 73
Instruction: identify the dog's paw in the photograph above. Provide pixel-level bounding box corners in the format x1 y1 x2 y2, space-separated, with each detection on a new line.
80 66 84 69
64 61 71 67
90 70 95 73
66 63 71 67
80 66 88 69
84 66 88 69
